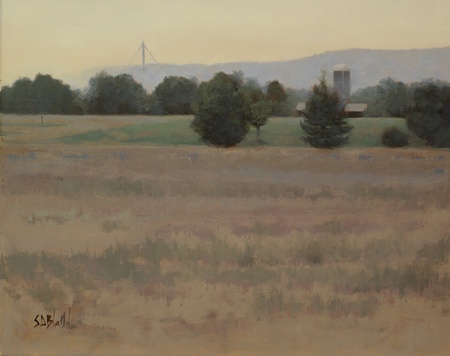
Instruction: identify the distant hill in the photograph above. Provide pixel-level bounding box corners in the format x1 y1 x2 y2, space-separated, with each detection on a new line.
69 47 450 92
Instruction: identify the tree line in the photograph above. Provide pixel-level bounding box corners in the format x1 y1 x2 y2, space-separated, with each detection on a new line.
0 71 304 117
1 71 449 148
0 74 84 114
351 77 450 147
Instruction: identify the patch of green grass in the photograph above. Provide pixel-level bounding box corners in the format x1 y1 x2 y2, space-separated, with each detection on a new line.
2 230 450 320
114 117 200 145
238 244 256 268
58 129 114 144
253 285 303 320
3 251 39 280
101 220 130 233
314 219 345 235
290 237 361 266
41 252 66 278
242 118 307 147
416 234 450 263
218 266 279 285
245 117 422 148
13 115 426 147
347 117 422 147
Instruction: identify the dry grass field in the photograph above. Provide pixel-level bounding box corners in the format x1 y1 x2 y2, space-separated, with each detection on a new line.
1 115 450 354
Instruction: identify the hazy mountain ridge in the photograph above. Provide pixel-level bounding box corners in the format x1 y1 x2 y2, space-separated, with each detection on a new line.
71 47 450 92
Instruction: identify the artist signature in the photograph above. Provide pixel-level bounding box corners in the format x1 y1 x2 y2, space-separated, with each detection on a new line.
34 308 71 329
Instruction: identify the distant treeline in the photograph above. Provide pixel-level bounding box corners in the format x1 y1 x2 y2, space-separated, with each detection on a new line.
0 71 309 116
350 78 450 147
0 74 84 115
2 71 449 147
350 77 450 118
1 71 449 120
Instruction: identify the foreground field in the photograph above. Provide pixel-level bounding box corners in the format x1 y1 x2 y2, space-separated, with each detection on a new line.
1 114 424 147
0 118 449 354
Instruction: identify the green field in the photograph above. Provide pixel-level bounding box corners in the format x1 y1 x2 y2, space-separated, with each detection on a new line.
0 114 424 147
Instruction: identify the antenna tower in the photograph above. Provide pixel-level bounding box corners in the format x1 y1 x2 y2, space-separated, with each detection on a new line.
129 41 165 90
141 41 146 87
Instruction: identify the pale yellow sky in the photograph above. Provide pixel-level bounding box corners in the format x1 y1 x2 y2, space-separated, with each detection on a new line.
1 0 450 86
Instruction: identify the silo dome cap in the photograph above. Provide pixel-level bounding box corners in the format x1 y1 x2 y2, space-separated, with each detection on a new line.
333 64 350 71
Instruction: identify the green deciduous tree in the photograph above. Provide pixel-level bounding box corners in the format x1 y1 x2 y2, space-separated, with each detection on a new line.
86 72 147 114
190 72 252 147
301 73 353 148
3 78 34 113
239 79 272 141
351 78 412 118
0 74 83 114
31 74 82 114
406 82 450 147
266 80 289 116
350 85 381 117
286 88 310 116
154 76 198 115
249 100 272 141
375 78 412 118
142 93 164 115
0 87 7 112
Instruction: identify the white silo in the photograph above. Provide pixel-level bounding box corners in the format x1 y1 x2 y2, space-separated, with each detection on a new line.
333 64 350 101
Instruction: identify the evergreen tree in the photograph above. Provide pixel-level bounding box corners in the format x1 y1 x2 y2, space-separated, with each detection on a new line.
301 73 353 148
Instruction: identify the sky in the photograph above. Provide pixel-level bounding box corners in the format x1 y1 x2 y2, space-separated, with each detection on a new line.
1 0 450 86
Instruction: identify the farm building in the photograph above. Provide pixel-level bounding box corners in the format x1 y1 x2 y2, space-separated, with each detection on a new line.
295 102 367 118
333 64 351 101
345 103 368 117
296 64 367 117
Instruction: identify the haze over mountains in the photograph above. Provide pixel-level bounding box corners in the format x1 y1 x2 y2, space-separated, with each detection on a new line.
69 47 450 92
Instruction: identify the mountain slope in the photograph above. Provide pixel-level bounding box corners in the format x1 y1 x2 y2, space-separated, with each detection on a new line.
71 47 450 92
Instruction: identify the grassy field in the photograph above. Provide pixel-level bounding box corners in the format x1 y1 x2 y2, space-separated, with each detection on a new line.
1 114 424 147
1 115 449 354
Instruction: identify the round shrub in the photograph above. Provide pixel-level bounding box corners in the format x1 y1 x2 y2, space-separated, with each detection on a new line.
190 72 251 147
381 126 409 148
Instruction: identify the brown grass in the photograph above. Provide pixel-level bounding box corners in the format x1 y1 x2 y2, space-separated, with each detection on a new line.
1 142 450 355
